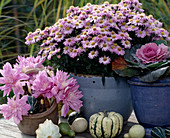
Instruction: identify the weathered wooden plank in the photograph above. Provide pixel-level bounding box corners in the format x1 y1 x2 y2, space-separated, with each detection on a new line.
0 111 138 138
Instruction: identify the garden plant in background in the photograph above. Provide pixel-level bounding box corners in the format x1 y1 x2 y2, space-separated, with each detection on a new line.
0 56 83 124
25 0 169 79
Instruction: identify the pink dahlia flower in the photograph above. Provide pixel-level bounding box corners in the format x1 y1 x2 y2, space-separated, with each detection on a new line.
136 43 169 64
31 71 54 98
0 95 30 124
0 62 29 97
51 69 83 117
14 56 45 73
60 85 83 117
52 69 77 91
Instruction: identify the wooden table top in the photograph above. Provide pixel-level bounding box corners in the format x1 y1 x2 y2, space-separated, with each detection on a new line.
0 112 138 138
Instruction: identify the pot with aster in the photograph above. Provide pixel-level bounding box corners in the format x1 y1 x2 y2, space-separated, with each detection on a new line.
0 56 83 135
25 0 169 121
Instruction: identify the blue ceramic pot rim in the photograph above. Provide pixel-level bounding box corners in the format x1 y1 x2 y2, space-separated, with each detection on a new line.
128 77 170 86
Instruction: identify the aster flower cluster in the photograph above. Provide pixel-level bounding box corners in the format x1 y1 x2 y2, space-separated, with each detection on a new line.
0 56 83 124
25 0 169 71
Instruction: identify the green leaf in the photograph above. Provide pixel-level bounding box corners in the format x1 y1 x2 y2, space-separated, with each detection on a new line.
154 40 168 46
146 61 170 69
124 44 142 64
151 127 166 138
102 73 105 86
139 66 169 82
114 68 141 77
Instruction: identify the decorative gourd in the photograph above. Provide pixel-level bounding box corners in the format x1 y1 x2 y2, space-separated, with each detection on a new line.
36 119 61 138
71 117 88 133
89 111 123 138
151 127 166 138
165 127 170 137
128 125 145 138
67 111 81 125
124 133 130 138
58 122 75 137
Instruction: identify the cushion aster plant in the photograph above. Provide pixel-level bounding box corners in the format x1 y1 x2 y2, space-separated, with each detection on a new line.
0 56 83 124
25 0 169 78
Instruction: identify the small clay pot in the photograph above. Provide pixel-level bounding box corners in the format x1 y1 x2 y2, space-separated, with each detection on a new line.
17 100 58 135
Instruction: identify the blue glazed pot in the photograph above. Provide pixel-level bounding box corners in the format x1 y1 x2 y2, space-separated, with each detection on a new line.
128 77 170 128
71 74 133 121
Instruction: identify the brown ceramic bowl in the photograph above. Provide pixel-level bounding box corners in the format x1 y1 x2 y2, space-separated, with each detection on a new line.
17 100 58 135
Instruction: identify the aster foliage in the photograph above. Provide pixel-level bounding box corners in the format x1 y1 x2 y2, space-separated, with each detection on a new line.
25 0 169 76
0 56 83 124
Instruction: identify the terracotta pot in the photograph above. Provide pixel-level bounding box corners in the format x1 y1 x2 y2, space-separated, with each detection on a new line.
17 100 58 135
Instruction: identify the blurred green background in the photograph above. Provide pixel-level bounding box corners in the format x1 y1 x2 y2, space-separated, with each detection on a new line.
0 0 169 112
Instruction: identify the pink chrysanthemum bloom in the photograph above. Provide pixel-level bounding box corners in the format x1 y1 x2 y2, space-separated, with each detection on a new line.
32 71 54 98
99 56 111 65
14 56 45 73
0 95 30 124
0 62 29 97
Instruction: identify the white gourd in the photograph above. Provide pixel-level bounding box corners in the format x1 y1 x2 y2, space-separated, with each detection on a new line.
71 117 88 133
36 119 61 138
128 125 145 138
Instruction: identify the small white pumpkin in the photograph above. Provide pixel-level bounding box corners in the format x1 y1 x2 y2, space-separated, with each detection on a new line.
124 133 130 138
71 117 88 133
128 125 145 138
36 119 61 138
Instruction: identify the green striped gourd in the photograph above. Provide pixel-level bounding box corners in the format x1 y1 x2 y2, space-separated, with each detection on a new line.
151 127 166 138
89 111 123 138
165 127 170 137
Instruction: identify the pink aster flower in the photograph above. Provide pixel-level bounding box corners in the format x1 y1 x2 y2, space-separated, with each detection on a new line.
68 48 78 58
0 95 30 124
88 40 97 48
63 38 76 46
99 42 109 51
114 46 125 56
88 50 99 59
88 26 100 35
121 40 131 48
0 62 29 97
32 71 54 98
63 25 74 34
109 45 117 53
54 33 65 42
47 48 61 60
136 30 146 38
99 56 111 65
